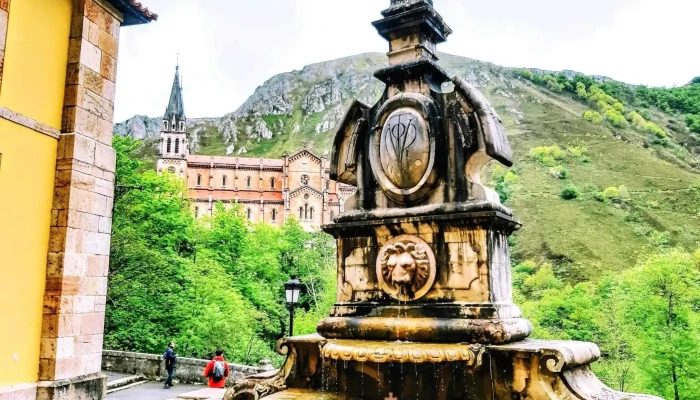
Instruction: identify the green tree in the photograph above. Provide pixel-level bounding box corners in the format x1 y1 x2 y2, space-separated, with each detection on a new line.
617 249 700 399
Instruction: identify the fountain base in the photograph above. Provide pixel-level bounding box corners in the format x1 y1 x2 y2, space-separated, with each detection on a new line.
225 335 661 400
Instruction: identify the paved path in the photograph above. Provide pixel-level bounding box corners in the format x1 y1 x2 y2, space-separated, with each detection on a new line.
107 382 203 400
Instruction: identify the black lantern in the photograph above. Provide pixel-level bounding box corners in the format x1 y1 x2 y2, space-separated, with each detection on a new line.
284 276 302 336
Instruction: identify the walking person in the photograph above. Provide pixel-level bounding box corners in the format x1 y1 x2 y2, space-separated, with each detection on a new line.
203 349 230 389
163 341 177 389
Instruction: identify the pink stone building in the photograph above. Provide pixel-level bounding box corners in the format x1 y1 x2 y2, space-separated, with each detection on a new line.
156 67 354 230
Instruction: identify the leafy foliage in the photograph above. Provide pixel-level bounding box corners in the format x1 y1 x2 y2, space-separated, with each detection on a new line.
516 249 700 398
561 185 580 200
106 136 335 365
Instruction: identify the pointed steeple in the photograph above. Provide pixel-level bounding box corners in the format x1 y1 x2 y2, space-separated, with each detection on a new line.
164 65 185 129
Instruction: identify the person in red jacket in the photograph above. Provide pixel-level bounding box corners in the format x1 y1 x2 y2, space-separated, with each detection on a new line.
203 349 230 388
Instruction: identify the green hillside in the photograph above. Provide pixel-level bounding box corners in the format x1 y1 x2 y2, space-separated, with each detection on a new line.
115 53 700 280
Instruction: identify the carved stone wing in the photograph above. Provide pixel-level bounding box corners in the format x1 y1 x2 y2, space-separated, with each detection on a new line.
452 76 513 167
330 100 369 185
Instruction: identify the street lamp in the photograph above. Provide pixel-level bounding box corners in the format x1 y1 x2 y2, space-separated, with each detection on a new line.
284 276 302 336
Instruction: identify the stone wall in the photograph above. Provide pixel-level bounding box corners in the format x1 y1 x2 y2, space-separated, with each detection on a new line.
101 351 268 385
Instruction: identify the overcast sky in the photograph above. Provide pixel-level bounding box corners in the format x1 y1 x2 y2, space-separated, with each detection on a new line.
113 0 699 122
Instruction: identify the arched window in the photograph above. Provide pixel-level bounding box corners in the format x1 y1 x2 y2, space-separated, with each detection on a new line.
299 207 303 220
270 177 276 189
326 180 330 190
330 210 335 221
247 208 252 220
304 204 309 220
309 207 315 220
197 174 202 186
194 206 199 218
166 138 172 153
163 121 169 131
179 121 185 132
175 138 180 154
246 176 252 188
222 176 227 187
272 209 277 222
167 166 176 174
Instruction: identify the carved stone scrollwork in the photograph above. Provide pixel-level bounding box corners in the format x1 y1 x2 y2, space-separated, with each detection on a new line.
375 235 436 301
322 340 485 369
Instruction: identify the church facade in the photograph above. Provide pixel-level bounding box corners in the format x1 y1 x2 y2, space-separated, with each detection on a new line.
156 67 354 230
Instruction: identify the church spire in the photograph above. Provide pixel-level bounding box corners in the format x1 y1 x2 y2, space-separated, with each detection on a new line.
164 64 185 129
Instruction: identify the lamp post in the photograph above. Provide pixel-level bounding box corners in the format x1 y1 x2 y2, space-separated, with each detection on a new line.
284 276 301 337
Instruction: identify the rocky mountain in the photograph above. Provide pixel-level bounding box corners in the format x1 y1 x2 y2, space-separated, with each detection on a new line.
115 53 700 279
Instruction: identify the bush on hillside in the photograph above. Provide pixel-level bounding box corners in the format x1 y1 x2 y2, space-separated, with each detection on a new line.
530 145 566 167
686 114 700 134
576 82 588 99
561 185 580 200
604 109 629 128
583 110 603 124
543 75 564 92
518 69 534 81
602 187 621 203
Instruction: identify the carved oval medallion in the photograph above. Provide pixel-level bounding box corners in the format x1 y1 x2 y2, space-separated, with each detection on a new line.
379 108 431 189
376 235 436 301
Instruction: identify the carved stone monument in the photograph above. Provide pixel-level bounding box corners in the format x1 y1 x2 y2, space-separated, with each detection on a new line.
227 1 663 399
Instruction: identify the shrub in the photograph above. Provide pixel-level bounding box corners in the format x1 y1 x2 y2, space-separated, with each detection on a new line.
546 78 564 92
518 69 534 81
582 110 602 124
602 187 621 203
603 109 629 128
685 114 700 134
549 166 568 179
567 146 588 157
575 82 588 98
530 146 566 167
645 122 666 138
647 230 671 247
503 171 520 185
561 185 580 200
629 111 646 128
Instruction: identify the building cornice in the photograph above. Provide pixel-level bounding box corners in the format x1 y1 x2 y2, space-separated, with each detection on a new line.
0 106 60 139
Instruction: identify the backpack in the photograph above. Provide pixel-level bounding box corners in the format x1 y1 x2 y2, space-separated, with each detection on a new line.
212 360 226 382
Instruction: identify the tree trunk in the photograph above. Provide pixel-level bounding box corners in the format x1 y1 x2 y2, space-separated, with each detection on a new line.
672 362 680 400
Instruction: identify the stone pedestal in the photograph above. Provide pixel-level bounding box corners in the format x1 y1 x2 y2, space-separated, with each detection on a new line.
318 208 530 344
227 1 662 399
226 336 661 400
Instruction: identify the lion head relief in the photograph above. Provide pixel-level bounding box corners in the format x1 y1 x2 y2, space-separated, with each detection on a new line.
380 241 431 299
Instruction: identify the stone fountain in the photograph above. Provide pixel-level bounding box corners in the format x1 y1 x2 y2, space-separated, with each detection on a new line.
227 1 662 399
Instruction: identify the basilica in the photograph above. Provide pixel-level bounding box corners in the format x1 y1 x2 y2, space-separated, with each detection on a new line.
156 66 354 230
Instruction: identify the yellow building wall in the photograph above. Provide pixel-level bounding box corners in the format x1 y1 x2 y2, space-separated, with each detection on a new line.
0 0 73 127
0 0 73 387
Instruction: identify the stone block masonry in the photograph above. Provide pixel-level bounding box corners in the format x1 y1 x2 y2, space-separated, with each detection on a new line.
102 351 268 386
37 0 124 398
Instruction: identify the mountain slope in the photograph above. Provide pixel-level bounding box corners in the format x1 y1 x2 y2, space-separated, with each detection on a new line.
115 53 700 280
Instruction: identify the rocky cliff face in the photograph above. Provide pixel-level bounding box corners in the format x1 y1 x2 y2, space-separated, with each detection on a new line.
114 53 532 156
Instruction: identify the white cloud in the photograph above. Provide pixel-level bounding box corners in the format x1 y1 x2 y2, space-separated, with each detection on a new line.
114 0 699 122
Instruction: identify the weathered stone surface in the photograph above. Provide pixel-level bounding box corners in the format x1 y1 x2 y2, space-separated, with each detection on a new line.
230 1 662 400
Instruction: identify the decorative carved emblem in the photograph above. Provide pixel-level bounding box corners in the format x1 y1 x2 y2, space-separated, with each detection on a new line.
379 108 431 189
376 235 436 301
300 174 310 186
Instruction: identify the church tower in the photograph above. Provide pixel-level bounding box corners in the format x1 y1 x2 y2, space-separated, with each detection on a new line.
157 65 188 178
